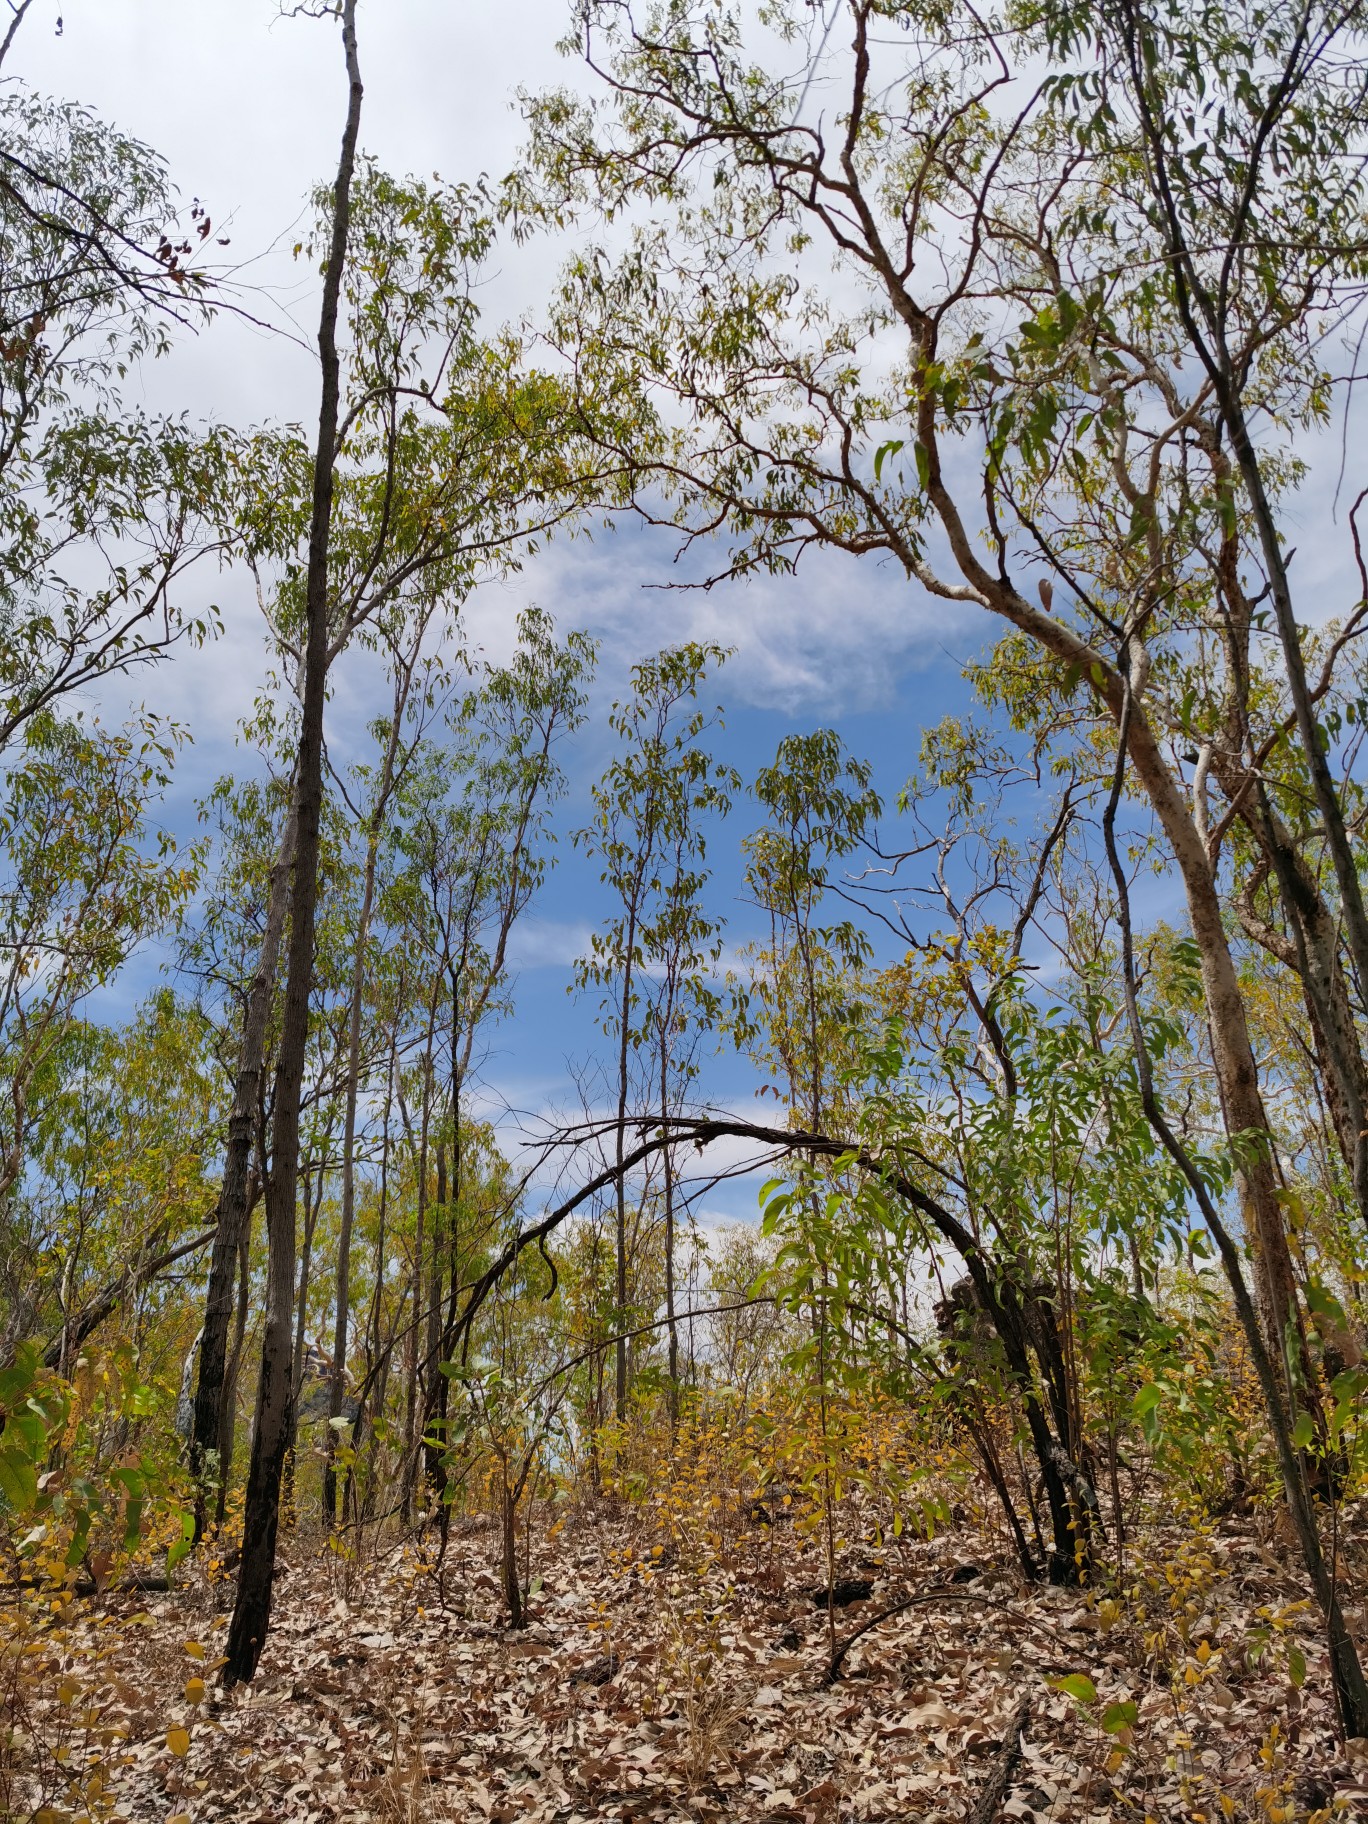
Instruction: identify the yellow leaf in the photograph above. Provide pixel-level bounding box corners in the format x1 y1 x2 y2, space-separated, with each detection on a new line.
166 1726 190 1758
184 1640 205 1660
57 1676 79 1705
184 1677 205 1705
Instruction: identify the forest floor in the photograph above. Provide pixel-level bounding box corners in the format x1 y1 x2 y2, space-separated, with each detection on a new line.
17 1493 1368 1823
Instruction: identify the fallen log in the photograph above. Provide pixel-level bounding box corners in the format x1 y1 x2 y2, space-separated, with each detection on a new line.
968 1692 1031 1824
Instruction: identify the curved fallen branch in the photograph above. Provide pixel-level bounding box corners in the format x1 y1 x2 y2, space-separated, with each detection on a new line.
824 1585 980 1684
823 1584 1079 1684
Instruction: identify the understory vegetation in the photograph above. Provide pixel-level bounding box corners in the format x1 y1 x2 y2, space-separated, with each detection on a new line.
5 0 1368 1818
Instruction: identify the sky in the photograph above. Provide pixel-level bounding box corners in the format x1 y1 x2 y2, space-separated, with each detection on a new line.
8 0 1294 1230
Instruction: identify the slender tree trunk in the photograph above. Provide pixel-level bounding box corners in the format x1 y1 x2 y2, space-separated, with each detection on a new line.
660 1038 678 1427
224 0 362 1686
614 903 639 1423
216 1222 253 1530
191 798 296 1539
399 1008 436 1520
1255 800 1368 1231
422 1139 447 1497
355 1029 397 1524
325 686 407 1520
501 1473 523 1629
283 1154 325 1527
430 1022 465 1522
291 1148 329 1427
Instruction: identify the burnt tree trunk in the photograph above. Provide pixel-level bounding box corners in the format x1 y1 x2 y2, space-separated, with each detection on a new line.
190 798 296 1539
223 0 362 1687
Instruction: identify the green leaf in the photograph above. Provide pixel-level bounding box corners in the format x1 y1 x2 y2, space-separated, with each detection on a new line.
913 440 931 491
0 1449 37 1515
1288 1645 1306 1689
872 438 903 483
1101 1700 1137 1733
1290 1412 1315 1451
1047 1673 1096 1706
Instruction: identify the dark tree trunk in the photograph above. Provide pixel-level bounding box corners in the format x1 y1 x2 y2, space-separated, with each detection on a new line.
223 0 362 1687
190 801 295 1539
421 1140 447 1500
501 1478 524 1630
215 1219 253 1529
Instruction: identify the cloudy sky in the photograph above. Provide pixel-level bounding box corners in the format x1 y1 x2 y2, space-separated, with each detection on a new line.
14 0 1269 1224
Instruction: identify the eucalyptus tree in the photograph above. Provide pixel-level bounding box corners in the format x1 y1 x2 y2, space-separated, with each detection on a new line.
573 642 732 1421
522 0 1368 1724
0 713 202 1261
400 609 593 1502
322 609 444 1521
643 739 736 1416
221 0 364 1685
739 730 880 1137
1039 0 1368 1232
215 0 620 1669
0 15 261 753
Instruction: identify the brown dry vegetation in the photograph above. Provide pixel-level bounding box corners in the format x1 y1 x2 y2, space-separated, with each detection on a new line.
7 1406 1368 1824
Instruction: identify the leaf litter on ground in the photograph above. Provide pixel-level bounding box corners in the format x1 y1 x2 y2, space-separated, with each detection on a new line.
13 1492 1368 1823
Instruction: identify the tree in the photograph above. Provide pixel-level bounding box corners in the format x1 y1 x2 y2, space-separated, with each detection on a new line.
400 610 592 1510
574 642 733 1422
0 712 201 1242
223 0 363 1687
524 0 1368 1728
15 990 217 1374
0 28 258 751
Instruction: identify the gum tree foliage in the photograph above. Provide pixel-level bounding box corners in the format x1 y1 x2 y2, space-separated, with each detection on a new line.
574 642 736 1420
0 69 259 749
0 713 202 1258
520 0 1368 1730
392 608 594 1504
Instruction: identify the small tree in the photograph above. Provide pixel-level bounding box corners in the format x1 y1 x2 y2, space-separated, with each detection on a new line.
574 642 734 1423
